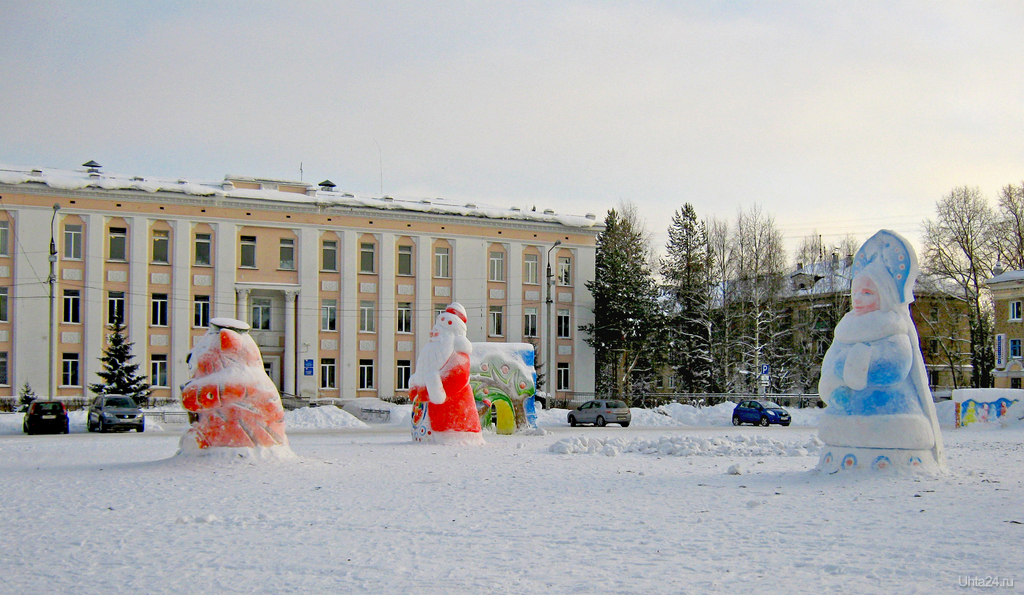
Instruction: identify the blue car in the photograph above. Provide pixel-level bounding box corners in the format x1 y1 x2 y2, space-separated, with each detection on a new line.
732 400 791 427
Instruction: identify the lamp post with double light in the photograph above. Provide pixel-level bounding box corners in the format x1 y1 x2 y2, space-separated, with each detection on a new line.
48 203 60 399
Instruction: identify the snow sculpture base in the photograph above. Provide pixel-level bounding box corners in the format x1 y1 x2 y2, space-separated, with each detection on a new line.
470 342 538 435
175 439 297 462
179 317 290 452
817 446 943 475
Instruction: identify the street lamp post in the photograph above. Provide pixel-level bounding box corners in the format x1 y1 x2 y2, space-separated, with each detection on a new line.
545 240 561 404
48 204 60 400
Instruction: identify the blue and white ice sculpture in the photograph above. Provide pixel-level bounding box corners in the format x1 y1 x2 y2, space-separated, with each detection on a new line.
817 230 947 474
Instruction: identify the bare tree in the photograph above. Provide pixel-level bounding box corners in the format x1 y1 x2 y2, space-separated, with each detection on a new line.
996 181 1024 269
921 186 997 387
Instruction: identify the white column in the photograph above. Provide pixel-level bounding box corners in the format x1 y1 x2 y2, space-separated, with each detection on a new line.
378 233 395 396
213 221 237 319
453 238 487 341
340 231 358 396
128 219 149 370
414 235 433 351
507 242 523 343
295 226 320 399
235 288 250 322
83 214 104 392
13 207 57 395
170 220 192 393
284 290 297 396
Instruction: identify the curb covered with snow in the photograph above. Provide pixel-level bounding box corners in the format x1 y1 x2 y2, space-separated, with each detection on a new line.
284 406 369 430
549 434 824 457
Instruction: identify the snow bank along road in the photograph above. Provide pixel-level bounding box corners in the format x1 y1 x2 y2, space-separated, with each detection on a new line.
0 420 1020 595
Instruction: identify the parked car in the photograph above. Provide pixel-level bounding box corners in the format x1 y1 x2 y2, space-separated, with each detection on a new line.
23 401 69 435
732 400 791 426
567 400 631 427
87 395 145 433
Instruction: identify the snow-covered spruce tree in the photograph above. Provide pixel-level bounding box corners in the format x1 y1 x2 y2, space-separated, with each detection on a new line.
661 204 714 394
89 318 151 406
18 381 37 406
581 203 667 403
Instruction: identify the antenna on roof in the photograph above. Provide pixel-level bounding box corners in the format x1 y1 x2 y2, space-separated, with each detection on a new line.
300 162 303 181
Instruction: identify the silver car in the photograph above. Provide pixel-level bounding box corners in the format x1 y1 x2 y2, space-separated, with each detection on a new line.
567 400 631 428
87 395 145 433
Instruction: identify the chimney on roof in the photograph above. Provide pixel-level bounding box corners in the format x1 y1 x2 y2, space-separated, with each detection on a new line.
83 160 101 175
319 180 336 192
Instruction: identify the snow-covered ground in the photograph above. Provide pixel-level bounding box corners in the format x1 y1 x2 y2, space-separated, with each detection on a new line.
0 405 1020 594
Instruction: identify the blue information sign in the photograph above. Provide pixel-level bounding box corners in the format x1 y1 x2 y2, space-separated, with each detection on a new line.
303 359 314 376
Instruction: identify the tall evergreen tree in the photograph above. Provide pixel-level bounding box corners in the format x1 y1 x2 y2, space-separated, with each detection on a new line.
661 204 714 393
89 319 151 406
581 203 666 402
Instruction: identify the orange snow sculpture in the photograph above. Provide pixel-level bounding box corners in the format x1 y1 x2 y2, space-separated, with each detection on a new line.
410 303 484 444
180 318 288 449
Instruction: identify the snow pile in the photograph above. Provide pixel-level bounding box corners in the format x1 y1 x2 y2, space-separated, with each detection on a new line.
1001 400 1024 428
549 434 824 457
284 406 369 430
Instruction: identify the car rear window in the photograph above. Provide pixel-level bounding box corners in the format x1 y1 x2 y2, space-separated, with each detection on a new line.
35 403 63 413
105 397 136 408
606 401 627 409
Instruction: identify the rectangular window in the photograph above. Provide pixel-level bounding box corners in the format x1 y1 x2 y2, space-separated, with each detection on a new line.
360 243 376 273
397 302 413 333
397 245 413 276
1014 377 1022 390
434 247 450 278
61 353 79 386
193 295 210 328
152 229 169 264
63 289 81 324
1011 301 1022 321
151 293 169 326
279 238 295 270
108 291 125 325
322 240 338 271
151 354 168 388
558 256 572 286
359 359 375 389
108 227 127 261
321 358 336 389
489 251 505 282
194 233 212 266
240 236 257 268
360 300 376 332
524 307 538 337
524 254 539 284
929 339 940 356
557 362 570 391
321 299 337 331
0 287 7 323
557 309 571 339
668 375 677 389
251 298 271 330
489 305 504 337
434 303 447 320
1011 339 1022 359
0 221 8 256
64 224 83 259
396 359 412 391
0 352 7 385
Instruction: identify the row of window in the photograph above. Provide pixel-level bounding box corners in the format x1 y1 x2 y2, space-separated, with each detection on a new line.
316 358 573 391
24 351 573 392
61 224 574 284
59 289 576 339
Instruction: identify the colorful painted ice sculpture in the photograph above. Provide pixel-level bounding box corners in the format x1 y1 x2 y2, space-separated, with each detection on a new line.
470 343 538 434
817 230 946 474
410 303 485 444
179 317 289 452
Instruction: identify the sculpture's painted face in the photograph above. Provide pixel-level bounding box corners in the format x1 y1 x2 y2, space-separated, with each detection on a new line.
852 275 880 316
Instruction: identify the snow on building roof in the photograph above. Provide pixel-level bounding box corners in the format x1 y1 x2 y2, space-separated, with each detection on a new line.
0 163 601 229
986 269 1024 285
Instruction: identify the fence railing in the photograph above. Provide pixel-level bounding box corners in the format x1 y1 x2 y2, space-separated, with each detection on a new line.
551 392 823 410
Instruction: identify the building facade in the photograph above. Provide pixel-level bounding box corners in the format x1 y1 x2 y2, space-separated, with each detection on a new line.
986 267 1024 389
0 163 599 404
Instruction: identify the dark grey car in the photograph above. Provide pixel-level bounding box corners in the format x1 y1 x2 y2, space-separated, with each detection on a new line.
567 400 631 427
87 395 145 433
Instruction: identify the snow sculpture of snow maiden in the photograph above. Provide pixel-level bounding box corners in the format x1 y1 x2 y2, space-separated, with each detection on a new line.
410 303 485 445
177 317 292 457
817 230 946 474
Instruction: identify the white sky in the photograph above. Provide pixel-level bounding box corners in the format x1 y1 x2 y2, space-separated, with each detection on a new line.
2 2 1022 259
